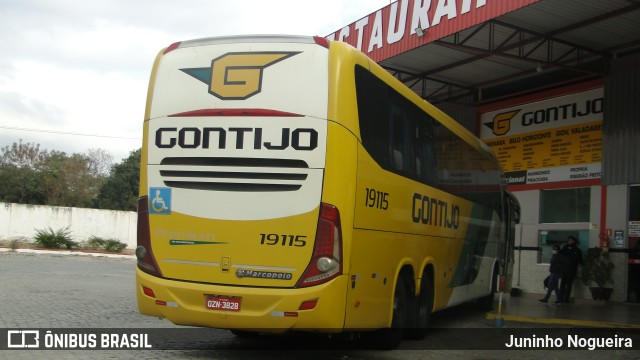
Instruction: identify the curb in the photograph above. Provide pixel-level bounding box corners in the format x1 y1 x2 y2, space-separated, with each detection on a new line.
0 247 136 260
486 311 640 329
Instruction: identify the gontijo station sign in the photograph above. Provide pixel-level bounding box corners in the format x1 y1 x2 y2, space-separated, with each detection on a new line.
480 88 603 188
326 0 541 62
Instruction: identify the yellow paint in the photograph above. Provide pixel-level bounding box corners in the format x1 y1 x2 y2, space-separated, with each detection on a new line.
137 38 507 333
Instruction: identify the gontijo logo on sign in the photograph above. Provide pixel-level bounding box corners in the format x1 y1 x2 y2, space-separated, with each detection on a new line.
180 52 300 100
484 110 519 136
481 89 603 139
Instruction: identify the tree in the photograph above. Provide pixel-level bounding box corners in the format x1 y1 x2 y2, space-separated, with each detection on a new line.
0 140 48 204
40 151 105 208
95 149 141 211
0 141 113 207
0 139 47 168
86 148 113 178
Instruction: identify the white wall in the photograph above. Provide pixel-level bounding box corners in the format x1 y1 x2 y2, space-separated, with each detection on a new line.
0 202 137 249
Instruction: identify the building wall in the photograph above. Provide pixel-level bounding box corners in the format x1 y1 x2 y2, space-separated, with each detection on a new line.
0 202 137 249
603 53 640 185
605 185 631 301
475 78 634 302
510 186 628 302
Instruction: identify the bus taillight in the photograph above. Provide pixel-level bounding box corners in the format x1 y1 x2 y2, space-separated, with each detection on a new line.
163 42 181 54
296 203 343 288
313 36 329 48
136 196 162 277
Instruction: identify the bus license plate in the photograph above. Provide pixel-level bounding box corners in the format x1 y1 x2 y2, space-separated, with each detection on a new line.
205 295 241 312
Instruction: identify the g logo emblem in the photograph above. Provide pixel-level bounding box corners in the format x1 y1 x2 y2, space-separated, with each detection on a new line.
485 110 519 136
181 52 300 100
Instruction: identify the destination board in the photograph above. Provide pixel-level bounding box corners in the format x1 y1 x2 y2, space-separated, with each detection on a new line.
480 88 603 186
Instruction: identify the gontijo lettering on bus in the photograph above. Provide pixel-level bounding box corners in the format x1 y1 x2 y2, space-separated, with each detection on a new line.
154 127 318 151
411 193 460 229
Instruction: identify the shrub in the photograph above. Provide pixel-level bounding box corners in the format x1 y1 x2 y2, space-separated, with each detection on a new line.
581 247 614 288
34 227 78 249
87 236 127 253
103 239 127 253
8 236 29 251
86 236 106 250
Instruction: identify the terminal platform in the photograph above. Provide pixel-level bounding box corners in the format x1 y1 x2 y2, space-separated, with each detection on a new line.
486 292 640 329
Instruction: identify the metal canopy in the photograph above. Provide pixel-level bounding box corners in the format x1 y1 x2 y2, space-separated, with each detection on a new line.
377 0 640 106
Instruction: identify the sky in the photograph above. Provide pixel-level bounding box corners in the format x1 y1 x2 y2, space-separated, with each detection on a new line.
0 0 392 162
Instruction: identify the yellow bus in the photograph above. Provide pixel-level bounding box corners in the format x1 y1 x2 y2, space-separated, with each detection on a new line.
136 35 520 348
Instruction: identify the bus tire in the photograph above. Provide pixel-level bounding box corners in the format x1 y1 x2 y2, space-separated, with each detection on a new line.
477 265 498 311
230 329 259 338
367 275 409 349
405 273 432 340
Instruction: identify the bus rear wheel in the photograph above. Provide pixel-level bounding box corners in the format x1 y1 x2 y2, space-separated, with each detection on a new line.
366 275 409 349
405 274 432 340
230 329 259 338
477 266 499 311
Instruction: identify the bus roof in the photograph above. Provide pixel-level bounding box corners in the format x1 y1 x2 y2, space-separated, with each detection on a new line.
166 35 326 53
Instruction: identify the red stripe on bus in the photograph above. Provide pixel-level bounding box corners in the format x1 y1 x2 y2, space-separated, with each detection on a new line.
169 109 303 117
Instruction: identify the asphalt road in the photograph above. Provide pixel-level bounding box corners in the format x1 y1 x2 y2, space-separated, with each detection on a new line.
0 250 636 359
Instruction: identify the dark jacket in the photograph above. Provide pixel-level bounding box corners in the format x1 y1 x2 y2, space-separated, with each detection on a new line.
560 243 584 271
549 252 571 275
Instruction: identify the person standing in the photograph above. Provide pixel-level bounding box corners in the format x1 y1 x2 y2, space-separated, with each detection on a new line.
560 235 583 303
540 245 570 304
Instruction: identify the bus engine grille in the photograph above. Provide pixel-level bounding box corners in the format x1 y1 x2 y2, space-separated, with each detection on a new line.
158 157 309 192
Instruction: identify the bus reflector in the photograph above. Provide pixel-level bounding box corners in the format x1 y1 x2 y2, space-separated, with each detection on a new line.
143 287 156 298
296 203 342 288
299 300 318 311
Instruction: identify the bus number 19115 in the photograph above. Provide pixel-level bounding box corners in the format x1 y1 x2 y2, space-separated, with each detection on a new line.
365 188 389 210
260 233 307 247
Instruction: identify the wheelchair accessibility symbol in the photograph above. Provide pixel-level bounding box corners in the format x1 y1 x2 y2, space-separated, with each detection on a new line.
149 187 171 215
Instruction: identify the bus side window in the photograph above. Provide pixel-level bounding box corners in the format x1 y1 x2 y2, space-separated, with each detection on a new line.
389 106 405 172
415 117 437 185
388 92 415 175
355 66 390 169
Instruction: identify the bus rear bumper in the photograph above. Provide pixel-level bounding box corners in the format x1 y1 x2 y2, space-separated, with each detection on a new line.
136 268 348 332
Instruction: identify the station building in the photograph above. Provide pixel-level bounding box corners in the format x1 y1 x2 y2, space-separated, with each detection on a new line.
327 0 640 302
